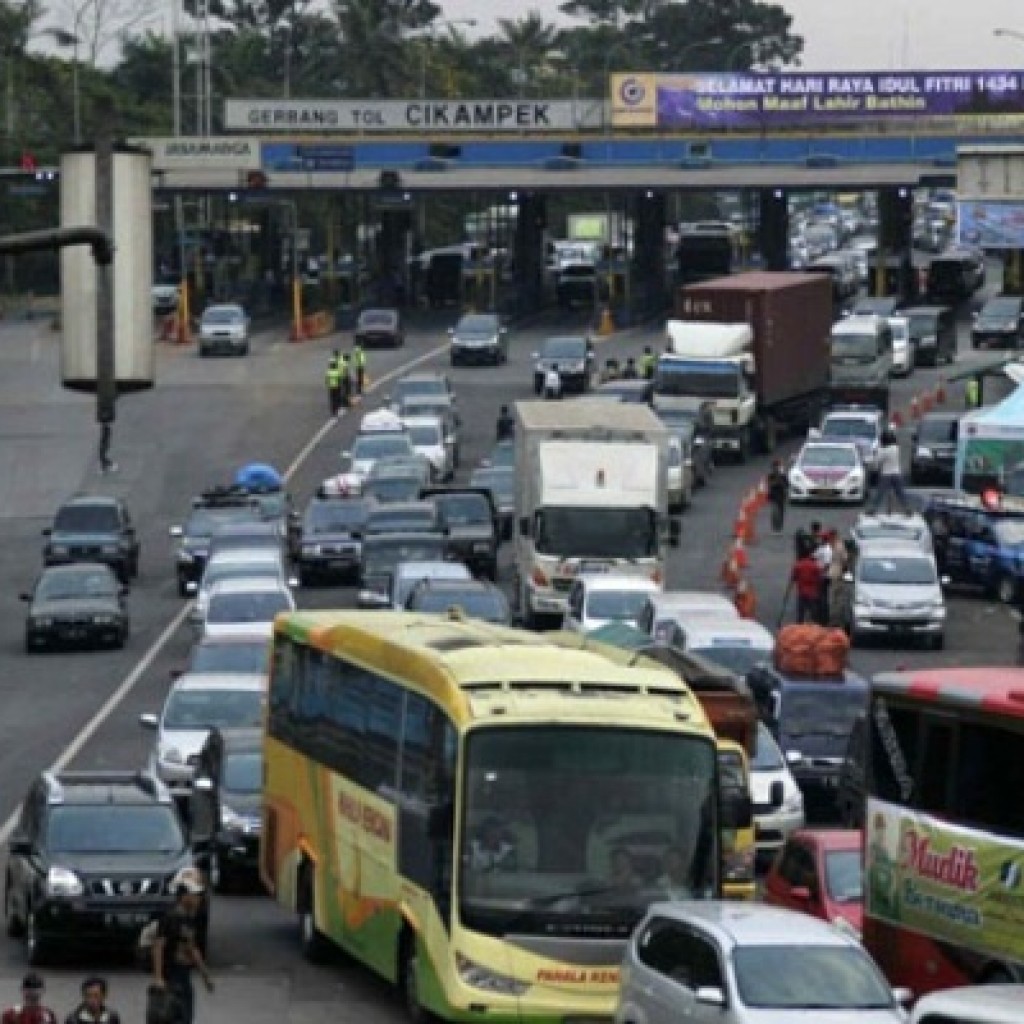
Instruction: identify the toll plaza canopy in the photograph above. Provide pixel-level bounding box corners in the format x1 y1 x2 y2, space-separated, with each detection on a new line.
957 381 1024 494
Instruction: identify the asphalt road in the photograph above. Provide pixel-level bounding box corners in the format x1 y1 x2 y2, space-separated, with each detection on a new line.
0 285 1019 1022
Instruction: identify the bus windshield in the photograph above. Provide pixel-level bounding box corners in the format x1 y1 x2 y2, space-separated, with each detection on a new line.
459 725 718 937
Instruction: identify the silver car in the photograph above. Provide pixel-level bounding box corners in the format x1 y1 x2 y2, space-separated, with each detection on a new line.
616 902 909 1024
198 303 250 357
848 539 947 649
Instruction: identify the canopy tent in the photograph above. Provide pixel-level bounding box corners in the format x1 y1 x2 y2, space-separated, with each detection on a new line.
956 383 1024 495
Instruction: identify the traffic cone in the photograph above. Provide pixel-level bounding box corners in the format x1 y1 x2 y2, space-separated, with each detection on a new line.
935 381 946 405
721 552 740 588
731 535 748 570
734 578 757 620
597 306 615 337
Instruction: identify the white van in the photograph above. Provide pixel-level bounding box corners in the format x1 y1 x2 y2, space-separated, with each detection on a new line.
636 591 738 644
910 984 1024 1024
671 613 775 677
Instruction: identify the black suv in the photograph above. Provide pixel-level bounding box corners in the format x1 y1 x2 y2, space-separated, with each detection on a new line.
971 294 1024 350
288 494 373 585
43 496 139 583
423 488 499 579
4 771 212 964
194 728 263 890
909 411 960 486
170 488 263 596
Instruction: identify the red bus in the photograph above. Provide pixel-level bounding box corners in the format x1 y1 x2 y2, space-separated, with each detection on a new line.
854 668 1024 993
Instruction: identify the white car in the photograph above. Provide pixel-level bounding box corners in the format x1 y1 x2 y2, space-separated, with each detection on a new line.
563 575 662 633
388 560 471 610
887 316 913 376
851 513 933 555
189 547 296 621
140 671 265 788
849 538 947 649
667 613 775 677
197 577 296 640
617 902 910 1024
342 430 416 481
666 435 693 513
910 984 1024 1024
817 407 885 475
402 414 453 482
636 591 739 645
788 441 866 504
750 722 804 862
198 303 250 357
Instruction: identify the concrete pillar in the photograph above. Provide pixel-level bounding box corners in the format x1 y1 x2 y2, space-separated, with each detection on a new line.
514 194 546 317
631 191 667 315
758 188 789 271
376 208 411 306
877 186 915 299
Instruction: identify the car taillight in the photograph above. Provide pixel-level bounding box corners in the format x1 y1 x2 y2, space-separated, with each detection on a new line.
531 567 548 587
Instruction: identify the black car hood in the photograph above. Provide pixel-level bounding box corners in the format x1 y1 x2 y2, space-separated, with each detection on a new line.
32 598 121 618
53 851 188 876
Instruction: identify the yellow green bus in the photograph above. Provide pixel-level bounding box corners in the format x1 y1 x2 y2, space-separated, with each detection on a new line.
261 609 749 1023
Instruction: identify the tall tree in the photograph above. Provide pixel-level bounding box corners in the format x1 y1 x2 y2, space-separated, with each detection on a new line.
50 0 163 65
495 11 559 97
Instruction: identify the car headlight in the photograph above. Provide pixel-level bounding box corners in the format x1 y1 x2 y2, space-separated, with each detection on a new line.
46 866 84 898
830 915 862 942
302 544 321 556
92 615 116 625
455 952 529 996
31 616 54 628
161 747 184 765
916 447 933 459
220 804 244 829
49 544 69 556
783 788 804 813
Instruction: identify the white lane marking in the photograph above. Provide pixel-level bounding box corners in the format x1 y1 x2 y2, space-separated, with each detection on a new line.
0 337 451 844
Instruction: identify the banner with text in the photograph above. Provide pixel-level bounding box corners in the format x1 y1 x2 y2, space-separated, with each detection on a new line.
611 71 1024 128
865 797 1024 964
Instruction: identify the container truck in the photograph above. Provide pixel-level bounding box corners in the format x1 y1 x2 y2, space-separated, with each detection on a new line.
655 272 832 461
514 400 676 628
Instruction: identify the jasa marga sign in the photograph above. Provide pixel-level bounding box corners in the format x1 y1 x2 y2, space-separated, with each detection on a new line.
611 71 1024 128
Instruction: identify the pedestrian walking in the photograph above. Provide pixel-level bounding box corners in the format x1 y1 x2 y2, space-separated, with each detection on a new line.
338 351 352 409
601 357 620 382
640 346 656 380
495 405 515 442
790 547 823 624
65 978 120 1024
150 868 214 1024
2 974 58 1024
352 342 367 396
767 459 789 532
868 429 910 515
325 352 342 418
543 364 562 400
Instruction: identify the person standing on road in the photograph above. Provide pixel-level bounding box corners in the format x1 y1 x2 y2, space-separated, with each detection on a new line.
64 978 120 1024
965 376 980 410
352 342 367 396
790 548 823 624
868 429 910 515
151 868 214 1024
640 346 656 380
2 974 58 1024
813 530 834 625
337 351 351 409
767 459 789 532
325 352 342 418
543 364 562 400
828 536 853 629
621 357 639 380
495 405 515 442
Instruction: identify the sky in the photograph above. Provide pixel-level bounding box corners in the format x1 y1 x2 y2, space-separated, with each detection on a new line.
440 0 1024 71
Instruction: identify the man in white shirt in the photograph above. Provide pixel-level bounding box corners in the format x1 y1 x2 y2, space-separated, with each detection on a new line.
543 364 562 400
868 430 910 515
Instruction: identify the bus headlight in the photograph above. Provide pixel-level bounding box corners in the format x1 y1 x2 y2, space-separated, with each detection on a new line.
456 952 529 996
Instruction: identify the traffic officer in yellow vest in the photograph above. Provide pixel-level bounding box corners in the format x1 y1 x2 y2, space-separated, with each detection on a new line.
353 343 367 396
325 352 342 417
965 376 981 409
640 346 657 380
338 351 351 408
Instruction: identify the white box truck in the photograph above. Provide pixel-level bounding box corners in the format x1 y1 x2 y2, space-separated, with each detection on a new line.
514 400 676 627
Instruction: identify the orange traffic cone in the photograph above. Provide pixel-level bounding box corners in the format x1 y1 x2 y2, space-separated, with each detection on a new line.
721 552 740 588
734 578 757 620
731 535 748 570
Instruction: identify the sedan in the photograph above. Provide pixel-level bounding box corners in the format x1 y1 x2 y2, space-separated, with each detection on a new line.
22 563 129 652
449 312 508 366
763 828 864 942
197 578 296 640
617 902 909 1024
198 304 249 357
788 441 866 504
532 335 593 394
354 307 403 348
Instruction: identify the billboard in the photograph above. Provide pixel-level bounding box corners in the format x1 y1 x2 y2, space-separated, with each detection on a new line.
611 71 1024 128
958 200 1024 249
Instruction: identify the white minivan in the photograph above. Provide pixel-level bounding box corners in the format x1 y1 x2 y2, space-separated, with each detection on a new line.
910 985 1024 1024
670 613 775 677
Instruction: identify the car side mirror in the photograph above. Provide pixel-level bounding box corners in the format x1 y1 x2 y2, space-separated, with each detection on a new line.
169 525 183 538
694 987 726 1008
139 713 159 729
19 593 31 602
9 835 32 857
892 987 914 1007
769 780 784 808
